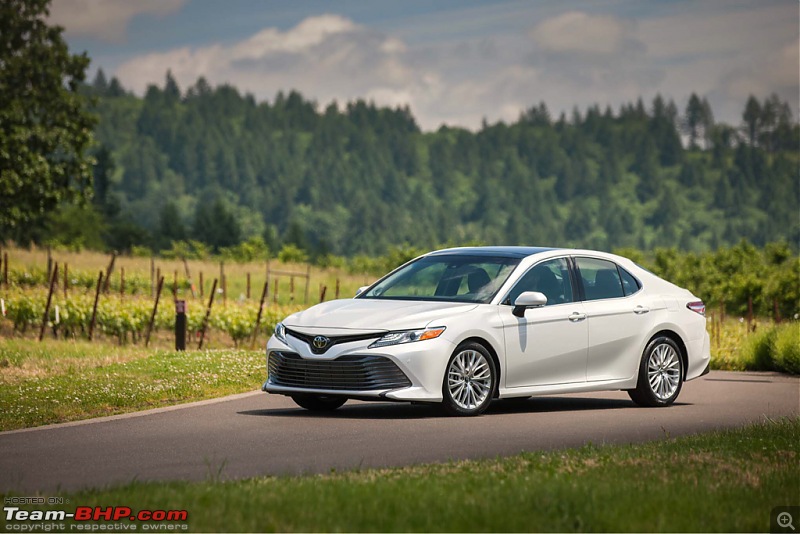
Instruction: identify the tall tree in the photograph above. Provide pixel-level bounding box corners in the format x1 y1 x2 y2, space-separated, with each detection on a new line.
742 95 761 146
92 68 108 95
0 0 96 241
683 93 704 149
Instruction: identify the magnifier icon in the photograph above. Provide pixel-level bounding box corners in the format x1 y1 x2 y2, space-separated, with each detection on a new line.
778 512 795 531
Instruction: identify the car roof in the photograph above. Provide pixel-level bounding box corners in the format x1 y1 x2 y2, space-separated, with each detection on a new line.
426 246 559 259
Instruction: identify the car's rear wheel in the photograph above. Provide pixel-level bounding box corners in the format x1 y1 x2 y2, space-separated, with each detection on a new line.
291 394 347 411
442 342 497 416
628 336 683 407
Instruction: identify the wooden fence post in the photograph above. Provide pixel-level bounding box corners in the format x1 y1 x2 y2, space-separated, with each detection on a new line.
173 269 178 298
2 252 8 288
290 276 295 303
103 252 116 293
250 280 269 349
120 267 125 297
88 271 104 341
150 256 155 298
199 271 204 299
320 285 327 303
46 247 52 282
335 278 340 299
246 273 251 299
63 263 68 298
145 276 165 348
39 264 58 342
197 279 218 350
272 277 279 304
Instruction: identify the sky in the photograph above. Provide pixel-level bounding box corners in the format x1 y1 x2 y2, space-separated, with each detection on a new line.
50 0 799 131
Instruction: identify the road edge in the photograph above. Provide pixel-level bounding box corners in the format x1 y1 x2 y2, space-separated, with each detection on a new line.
0 390 263 436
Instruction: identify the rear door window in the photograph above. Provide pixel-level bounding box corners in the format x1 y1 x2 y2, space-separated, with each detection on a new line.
575 257 625 301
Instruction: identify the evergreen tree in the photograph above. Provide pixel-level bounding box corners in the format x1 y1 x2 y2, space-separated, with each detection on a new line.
742 95 761 146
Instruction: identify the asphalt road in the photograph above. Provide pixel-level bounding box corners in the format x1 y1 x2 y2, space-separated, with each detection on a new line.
1 370 797 493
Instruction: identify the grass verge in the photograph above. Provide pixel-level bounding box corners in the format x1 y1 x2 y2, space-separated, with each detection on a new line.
2 417 798 532
0 338 264 431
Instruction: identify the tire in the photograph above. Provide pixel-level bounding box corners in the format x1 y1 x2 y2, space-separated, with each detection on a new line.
291 394 347 412
442 342 497 416
628 336 684 407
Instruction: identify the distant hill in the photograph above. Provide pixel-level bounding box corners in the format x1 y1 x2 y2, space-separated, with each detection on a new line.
82 71 799 257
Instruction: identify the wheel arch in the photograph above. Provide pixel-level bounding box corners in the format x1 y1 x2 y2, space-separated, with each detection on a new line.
459 336 502 398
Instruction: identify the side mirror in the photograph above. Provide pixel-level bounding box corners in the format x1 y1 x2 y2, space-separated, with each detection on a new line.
512 291 547 317
355 286 369 297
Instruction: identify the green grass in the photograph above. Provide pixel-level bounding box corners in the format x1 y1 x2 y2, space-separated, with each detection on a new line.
3 417 797 532
0 339 264 431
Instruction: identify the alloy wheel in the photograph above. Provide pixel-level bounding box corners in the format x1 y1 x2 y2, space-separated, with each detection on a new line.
447 349 493 410
647 343 681 400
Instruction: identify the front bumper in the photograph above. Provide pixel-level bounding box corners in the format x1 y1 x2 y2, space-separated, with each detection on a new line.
262 333 455 402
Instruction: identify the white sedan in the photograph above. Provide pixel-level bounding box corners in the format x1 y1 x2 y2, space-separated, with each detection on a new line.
263 247 710 416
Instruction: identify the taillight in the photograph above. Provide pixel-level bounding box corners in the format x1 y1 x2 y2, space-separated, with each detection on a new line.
687 301 705 316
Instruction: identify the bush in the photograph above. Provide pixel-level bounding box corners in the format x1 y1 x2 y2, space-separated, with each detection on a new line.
744 328 776 371
773 323 800 374
219 237 269 263
741 322 799 374
277 244 308 264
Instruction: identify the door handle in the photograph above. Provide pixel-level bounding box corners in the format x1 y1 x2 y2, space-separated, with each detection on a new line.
634 305 650 315
568 312 587 322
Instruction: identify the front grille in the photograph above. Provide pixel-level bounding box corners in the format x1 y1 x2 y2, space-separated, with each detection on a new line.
285 328 381 354
268 351 412 391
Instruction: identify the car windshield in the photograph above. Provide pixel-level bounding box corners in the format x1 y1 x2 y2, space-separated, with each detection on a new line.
360 255 520 304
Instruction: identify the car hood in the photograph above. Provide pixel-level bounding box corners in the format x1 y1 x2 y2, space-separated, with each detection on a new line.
283 299 478 333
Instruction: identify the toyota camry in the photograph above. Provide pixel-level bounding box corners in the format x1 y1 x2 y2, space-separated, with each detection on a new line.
262 246 710 416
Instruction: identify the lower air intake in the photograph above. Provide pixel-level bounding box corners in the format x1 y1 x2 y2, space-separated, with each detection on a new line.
268 352 412 391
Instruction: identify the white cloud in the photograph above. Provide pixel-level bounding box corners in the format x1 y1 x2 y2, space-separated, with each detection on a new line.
530 11 628 55
231 15 358 58
116 15 434 122
49 0 185 42
112 5 798 131
633 3 799 122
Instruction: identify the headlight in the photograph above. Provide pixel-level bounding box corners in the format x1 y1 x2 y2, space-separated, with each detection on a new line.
369 327 446 348
274 322 287 344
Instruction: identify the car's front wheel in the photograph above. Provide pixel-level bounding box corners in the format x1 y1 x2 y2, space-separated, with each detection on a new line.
291 394 347 412
442 342 497 416
628 336 683 407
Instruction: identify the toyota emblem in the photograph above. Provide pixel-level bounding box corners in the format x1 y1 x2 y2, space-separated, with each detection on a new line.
312 335 330 350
